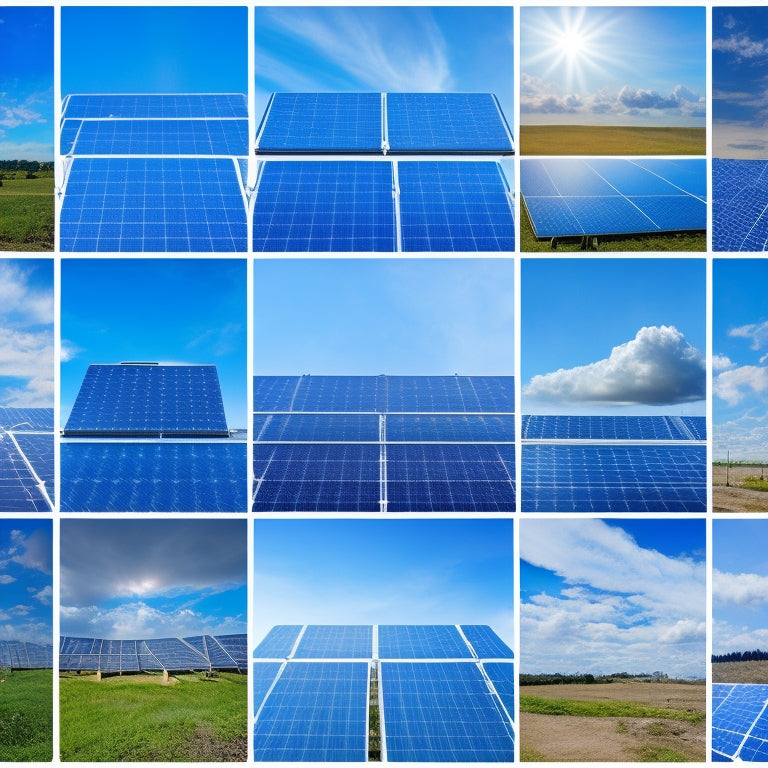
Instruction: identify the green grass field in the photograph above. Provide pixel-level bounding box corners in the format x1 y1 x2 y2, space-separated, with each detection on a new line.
0 669 53 762
60 672 248 762
520 695 705 724
519 126 706 155
0 171 55 251
520 199 706 252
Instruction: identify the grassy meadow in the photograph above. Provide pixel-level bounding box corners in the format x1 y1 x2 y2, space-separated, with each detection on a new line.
520 126 706 156
0 171 55 251
59 671 248 762
0 669 53 762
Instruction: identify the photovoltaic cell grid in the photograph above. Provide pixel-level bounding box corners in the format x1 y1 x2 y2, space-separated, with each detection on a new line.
713 159 768 252
63 94 248 119
0 641 53 669
522 415 705 441
293 625 373 659
64 364 228 436
461 625 515 660
713 683 768 762
253 625 303 659
522 158 706 238
252 376 514 512
378 625 473 659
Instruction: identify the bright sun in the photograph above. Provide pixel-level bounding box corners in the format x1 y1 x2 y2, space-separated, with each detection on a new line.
560 30 585 58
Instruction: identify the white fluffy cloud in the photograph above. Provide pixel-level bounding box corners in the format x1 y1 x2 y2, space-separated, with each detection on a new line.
730 321 768 350
524 325 705 406
714 365 768 405
714 569 768 606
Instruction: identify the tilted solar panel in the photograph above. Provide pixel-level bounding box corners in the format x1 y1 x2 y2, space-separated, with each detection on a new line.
253 662 283 713
209 635 248 671
378 625 473 659
0 641 53 669
253 413 380 442
0 407 54 431
13 433 54 496
0 437 51 512
461 625 515 659
253 625 303 659
521 415 706 441
483 662 515 721
63 93 248 120
713 683 768 761
256 92 383 152
385 414 515 443
64 364 228 436
713 159 768 252
294 625 373 659
60 119 82 154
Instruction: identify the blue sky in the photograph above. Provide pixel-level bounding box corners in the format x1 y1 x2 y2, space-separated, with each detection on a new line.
0 520 52 646
713 259 768 459
253 519 513 648
61 259 246 427
0 259 53 408
255 259 513 375
521 6 705 127
0 7 53 161
60 519 246 639
714 520 768 655
256 7 514 126
521 518 705 678
62 7 247 95
713 8 768 158
522 258 705 415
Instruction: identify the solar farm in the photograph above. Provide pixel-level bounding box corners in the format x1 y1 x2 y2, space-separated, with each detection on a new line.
0 407 54 512
0 640 53 670
521 415 707 512
252 375 515 512
521 158 706 247
253 624 515 762
713 159 768 251
61 362 246 512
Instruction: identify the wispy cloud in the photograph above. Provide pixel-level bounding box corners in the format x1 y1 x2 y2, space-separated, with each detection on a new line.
730 320 768 350
713 32 768 60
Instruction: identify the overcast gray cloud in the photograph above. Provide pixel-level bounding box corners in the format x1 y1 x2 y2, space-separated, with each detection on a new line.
524 325 705 406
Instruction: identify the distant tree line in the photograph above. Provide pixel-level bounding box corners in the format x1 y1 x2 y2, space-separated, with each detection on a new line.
0 160 54 172
713 650 768 663
521 671 670 686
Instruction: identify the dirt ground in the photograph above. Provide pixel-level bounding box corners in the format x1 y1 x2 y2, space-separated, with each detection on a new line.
713 661 768 684
521 682 705 762
712 464 768 512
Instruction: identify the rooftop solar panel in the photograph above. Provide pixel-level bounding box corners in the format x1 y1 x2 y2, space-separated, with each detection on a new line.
294 625 373 659
386 93 514 153
61 441 246 512
381 661 515 762
522 158 706 239
63 93 248 119
713 683 768 761
64 364 229 436
253 160 396 252
398 161 515 251
521 443 707 513
378 625 473 659
253 661 369 762
713 159 768 252
257 92 383 152
521 415 706 441
59 157 247 252
461 625 514 660
253 625 303 659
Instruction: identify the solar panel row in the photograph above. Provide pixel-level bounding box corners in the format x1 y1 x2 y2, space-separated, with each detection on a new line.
0 640 54 669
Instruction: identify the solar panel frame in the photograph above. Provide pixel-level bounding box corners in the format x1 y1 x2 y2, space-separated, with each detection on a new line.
461 625 515 660
713 683 768 761
521 415 706 442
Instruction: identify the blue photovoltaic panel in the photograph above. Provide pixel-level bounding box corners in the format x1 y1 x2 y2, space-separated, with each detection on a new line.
253 662 283 713
209 634 248 671
59 157 247 252
63 93 248 119
13 433 54 498
253 661 369 762
144 637 210 669
483 662 515 721
713 159 768 251
522 443 707 512
253 160 396 252
713 683 768 762
381 662 515 762
461 626 514 660
60 119 82 154
257 92 382 152
70 119 249 156
0 407 53 430
386 444 515 513
522 158 706 239
253 625 303 659
378 625 472 659
521 415 705 441
399 161 514 252
253 414 380 442
386 93 513 153
60 441 246 512
0 437 51 512
253 376 303 412
385 375 515 413
252 444 381 512
386 415 515 443
294 625 373 659
0 641 53 669
64 364 228 436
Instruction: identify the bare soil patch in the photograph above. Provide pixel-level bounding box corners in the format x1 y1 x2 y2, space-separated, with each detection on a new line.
712 464 768 512
713 661 768 684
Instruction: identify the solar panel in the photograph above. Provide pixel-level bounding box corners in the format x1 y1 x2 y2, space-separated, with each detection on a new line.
63 93 248 119
0 641 53 669
386 93 513 153
256 92 383 152
521 415 706 441
0 436 51 512
60 119 82 154
385 415 515 443
253 625 303 659
253 414 380 442
521 443 707 512
713 683 768 761
381 661 515 762
253 160 396 252
398 161 515 251
378 625 473 659
0 407 54 430
713 159 768 252
483 662 515 720
60 441 246 512
461 625 514 660
294 625 373 659
253 662 283 713
253 661 369 762
13 433 54 495
522 158 706 239
64 364 229 436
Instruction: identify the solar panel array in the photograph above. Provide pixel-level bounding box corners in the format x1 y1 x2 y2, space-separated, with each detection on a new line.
712 683 768 761
522 158 706 239
0 640 53 669
59 93 248 252
713 159 768 251
521 415 706 512
59 634 247 673
253 91 514 252
0 407 54 512
253 624 515 763
252 375 515 512
61 363 245 512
